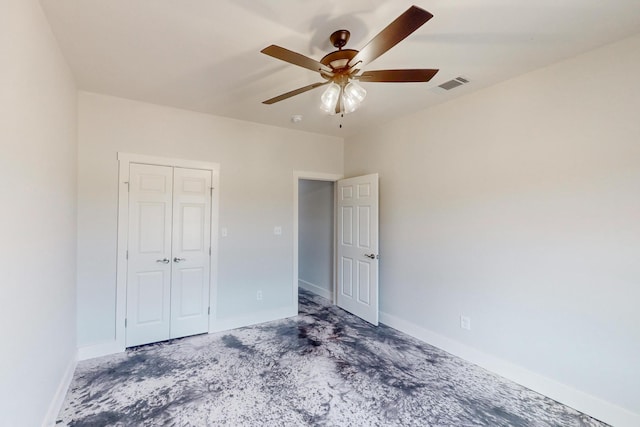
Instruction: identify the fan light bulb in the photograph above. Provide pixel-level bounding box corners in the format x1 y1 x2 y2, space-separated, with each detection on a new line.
342 81 367 114
320 80 367 115
320 83 341 114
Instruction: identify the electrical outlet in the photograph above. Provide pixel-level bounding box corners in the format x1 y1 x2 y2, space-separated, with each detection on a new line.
460 315 471 331
221 227 228 237
274 226 282 235
256 290 263 301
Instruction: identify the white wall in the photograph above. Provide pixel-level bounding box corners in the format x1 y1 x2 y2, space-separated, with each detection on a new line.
0 0 78 425
77 92 343 348
298 180 334 299
344 34 640 425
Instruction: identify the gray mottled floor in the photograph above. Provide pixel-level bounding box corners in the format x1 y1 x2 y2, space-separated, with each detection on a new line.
58 290 608 426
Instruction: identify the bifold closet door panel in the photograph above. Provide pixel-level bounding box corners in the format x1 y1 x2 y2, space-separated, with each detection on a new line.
126 163 174 347
169 167 212 339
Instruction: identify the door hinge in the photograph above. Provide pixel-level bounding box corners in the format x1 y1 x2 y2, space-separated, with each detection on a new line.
209 247 211 256
126 250 128 260
124 318 127 328
208 307 210 315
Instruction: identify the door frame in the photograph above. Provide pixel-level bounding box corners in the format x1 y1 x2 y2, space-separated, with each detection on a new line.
293 171 343 309
116 153 220 351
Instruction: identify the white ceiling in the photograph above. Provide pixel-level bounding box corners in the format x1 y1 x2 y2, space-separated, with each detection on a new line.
40 0 640 137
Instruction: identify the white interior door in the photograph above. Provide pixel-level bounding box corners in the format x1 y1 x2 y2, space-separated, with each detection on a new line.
170 167 212 339
126 164 174 347
336 173 379 325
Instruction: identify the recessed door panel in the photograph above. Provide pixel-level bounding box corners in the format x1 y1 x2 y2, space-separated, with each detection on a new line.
342 206 354 246
357 206 371 249
342 185 353 200
357 183 371 199
182 177 206 194
136 271 166 324
139 174 167 192
357 261 371 305
341 257 353 297
138 203 168 253
177 268 205 317
181 204 205 252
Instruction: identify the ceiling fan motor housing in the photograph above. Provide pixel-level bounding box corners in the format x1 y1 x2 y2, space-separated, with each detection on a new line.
330 29 351 49
320 49 359 81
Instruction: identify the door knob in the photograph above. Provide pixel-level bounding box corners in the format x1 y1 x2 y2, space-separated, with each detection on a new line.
364 253 377 259
156 258 170 264
173 257 186 263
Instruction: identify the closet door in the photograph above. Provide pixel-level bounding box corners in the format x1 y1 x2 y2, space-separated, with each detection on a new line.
170 168 212 339
126 164 174 347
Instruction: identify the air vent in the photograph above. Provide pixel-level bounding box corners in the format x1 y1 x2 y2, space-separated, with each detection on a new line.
438 76 470 91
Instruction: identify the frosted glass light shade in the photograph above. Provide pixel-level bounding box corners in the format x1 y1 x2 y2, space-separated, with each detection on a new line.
342 81 367 114
344 81 367 103
320 83 341 114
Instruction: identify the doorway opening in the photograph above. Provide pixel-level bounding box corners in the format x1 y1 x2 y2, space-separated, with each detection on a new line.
298 179 335 305
292 171 379 325
293 172 342 313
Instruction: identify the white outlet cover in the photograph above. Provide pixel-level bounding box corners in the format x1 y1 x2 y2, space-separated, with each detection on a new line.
221 227 228 237
274 226 282 235
460 315 471 330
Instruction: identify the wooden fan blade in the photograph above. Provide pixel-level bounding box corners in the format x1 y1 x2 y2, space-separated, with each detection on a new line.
356 69 439 83
348 6 433 69
261 45 333 74
262 81 329 105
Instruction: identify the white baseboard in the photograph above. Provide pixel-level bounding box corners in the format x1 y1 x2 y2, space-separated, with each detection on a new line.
379 311 640 427
42 352 77 427
298 279 333 301
210 306 297 333
78 340 124 361
79 307 299 359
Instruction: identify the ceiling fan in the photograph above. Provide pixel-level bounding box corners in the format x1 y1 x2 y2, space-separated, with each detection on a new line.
261 5 439 115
